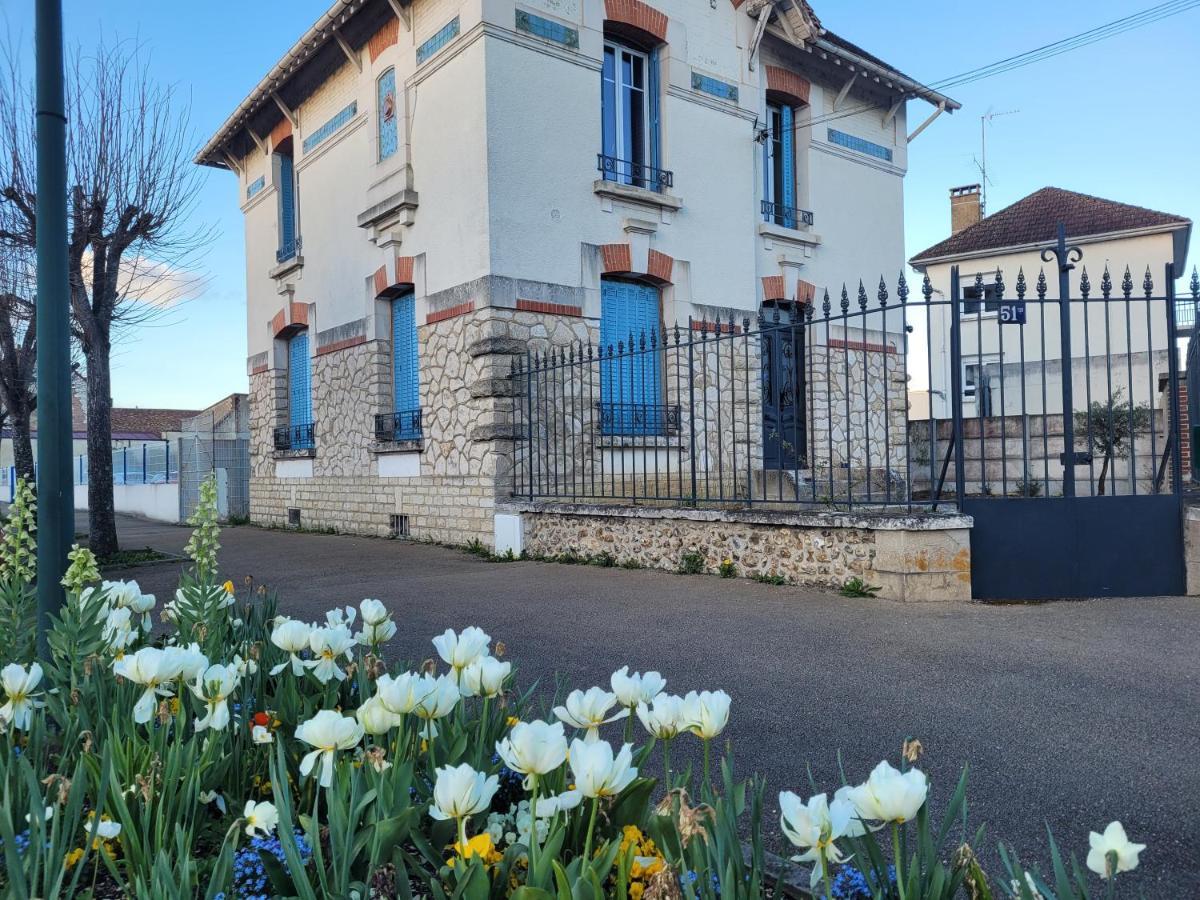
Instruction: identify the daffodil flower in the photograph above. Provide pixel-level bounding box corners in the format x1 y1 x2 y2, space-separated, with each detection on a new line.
1086 821 1145 879
243 800 279 838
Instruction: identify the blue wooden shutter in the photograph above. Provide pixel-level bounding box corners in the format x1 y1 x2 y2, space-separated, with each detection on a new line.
392 293 420 438
601 46 617 180
780 105 795 227
648 49 662 180
600 280 662 434
288 331 313 448
278 154 296 258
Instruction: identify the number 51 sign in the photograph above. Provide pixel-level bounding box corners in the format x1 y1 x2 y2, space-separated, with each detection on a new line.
999 301 1026 325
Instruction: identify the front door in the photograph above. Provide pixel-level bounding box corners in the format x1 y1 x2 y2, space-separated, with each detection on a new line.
761 306 806 470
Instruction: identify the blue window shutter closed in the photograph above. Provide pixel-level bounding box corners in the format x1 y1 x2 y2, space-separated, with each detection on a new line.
648 49 662 174
600 280 662 434
392 293 420 438
288 331 312 448
780 105 795 227
278 154 296 256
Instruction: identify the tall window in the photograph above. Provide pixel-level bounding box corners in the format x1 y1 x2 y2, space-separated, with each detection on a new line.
391 292 420 439
377 68 398 162
288 330 313 449
274 138 298 263
600 279 663 435
763 103 797 227
601 40 661 189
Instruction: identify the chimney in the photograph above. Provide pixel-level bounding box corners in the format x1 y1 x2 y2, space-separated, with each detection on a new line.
950 184 982 235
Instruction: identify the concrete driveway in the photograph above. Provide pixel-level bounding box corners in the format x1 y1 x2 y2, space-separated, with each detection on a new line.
104 515 1199 893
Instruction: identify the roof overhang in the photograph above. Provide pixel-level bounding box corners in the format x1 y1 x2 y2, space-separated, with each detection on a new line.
908 221 1193 272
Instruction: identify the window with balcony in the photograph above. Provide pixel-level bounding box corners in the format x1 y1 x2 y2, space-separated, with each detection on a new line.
761 103 811 229
375 291 422 442
275 329 314 451
274 138 299 263
599 40 670 192
599 278 670 435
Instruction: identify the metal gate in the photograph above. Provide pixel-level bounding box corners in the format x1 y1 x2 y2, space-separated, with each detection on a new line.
949 227 1186 599
179 400 251 522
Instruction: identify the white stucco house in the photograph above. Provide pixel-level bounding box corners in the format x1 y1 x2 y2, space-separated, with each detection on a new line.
196 0 958 544
910 185 1192 421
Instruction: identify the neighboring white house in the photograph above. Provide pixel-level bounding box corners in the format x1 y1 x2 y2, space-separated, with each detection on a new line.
910 185 1192 421
196 0 957 544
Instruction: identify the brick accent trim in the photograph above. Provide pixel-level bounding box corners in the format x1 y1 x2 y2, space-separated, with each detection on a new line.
829 338 898 355
373 265 389 297
426 301 474 325
766 65 812 106
395 254 415 285
368 18 399 63
269 117 292 147
796 279 816 305
604 0 668 43
248 351 269 376
690 320 741 334
315 334 368 357
289 302 309 327
270 310 286 337
647 249 674 284
516 299 584 317
761 275 786 301
600 243 633 274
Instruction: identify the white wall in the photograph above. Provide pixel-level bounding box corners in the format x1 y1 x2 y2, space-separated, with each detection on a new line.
74 483 181 524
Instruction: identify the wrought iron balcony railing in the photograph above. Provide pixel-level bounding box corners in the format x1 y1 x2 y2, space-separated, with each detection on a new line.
374 409 423 442
276 235 302 265
761 200 814 230
597 154 674 192
598 402 681 437
274 421 315 451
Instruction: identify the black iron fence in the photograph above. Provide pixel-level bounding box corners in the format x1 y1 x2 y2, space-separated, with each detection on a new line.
761 200 814 229
374 409 423 442
596 153 673 192
510 249 1192 514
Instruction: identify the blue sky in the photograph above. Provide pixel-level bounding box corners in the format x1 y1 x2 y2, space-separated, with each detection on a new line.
4 0 1197 408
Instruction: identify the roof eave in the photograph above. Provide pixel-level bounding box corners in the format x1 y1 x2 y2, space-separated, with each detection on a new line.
812 37 959 111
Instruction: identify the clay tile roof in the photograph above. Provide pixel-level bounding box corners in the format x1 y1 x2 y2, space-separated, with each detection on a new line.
109 407 203 439
910 187 1191 264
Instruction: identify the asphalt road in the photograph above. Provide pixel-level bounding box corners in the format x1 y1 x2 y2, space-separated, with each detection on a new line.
104 515 1200 894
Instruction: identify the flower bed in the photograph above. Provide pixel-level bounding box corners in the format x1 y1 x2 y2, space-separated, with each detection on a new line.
0 478 1150 899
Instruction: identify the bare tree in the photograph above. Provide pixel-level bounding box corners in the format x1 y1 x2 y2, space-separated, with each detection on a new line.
0 246 37 482
0 40 207 554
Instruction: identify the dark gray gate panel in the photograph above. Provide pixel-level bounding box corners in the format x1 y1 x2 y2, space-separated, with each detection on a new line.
965 496 1184 599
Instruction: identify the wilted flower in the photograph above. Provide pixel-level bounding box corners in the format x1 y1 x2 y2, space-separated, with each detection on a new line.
356 694 402 735
459 655 511 699
848 761 928 825
1086 821 1145 879
243 800 279 838
429 763 500 822
269 618 313 676
411 673 460 738
636 693 686 739
569 739 638 798
295 710 365 788
610 666 666 708
779 787 864 889
188 663 239 732
432 626 491 677
0 662 45 731
681 690 731 740
496 720 568 776
553 686 628 741
305 625 356 683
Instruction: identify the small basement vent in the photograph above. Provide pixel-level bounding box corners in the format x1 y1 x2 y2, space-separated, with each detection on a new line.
390 514 410 538
287 507 302 528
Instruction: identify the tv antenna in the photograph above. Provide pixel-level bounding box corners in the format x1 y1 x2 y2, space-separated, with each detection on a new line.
974 108 1018 215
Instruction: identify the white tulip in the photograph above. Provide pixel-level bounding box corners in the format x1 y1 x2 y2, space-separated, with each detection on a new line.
356 618 397 648
496 720 568 776
429 763 500 822
681 690 731 740
611 666 666 708
114 647 190 724
536 789 583 817
305 624 356 683
459 656 511 699
325 606 357 628
84 813 121 841
188 663 239 732
1086 821 1145 879
553 686 628 741
0 662 45 731
356 694 402 735
243 800 279 838
296 710 365 788
101 607 138 654
569 739 638 799
411 673 460 737
269 618 313 676
432 626 491 675
636 693 686 739
359 598 389 625
232 654 257 678
170 643 210 683
251 724 273 744
779 787 865 889
848 761 928 825
376 671 425 714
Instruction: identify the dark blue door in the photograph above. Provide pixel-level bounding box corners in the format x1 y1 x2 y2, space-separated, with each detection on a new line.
600 280 661 434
